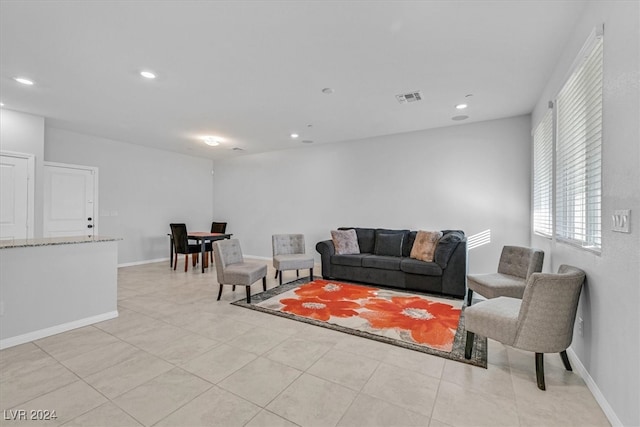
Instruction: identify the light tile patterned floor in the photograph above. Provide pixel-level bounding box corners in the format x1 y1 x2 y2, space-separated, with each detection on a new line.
0 261 611 426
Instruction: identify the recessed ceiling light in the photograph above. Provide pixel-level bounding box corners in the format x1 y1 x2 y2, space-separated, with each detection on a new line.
140 71 156 79
321 88 334 94
452 115 469 121
14 77 34 85
301 140 314 144
203 136 220 146
455 103 468 110
290 133 299 139
232 147 244 151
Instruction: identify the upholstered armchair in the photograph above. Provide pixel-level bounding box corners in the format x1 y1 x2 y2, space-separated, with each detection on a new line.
464 264 586 390
272 234 314 286
212 239 267 303
466 245 544 306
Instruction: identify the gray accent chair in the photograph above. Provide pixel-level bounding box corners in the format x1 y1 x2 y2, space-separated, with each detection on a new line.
272 234 314 286
466 246 544 306
213 239 267 303
464 264 586 390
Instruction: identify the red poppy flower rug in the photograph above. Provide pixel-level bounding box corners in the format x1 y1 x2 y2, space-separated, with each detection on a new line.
231 278 486 367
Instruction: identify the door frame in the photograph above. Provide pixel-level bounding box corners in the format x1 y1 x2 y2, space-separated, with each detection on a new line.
0 151 35 239
44 161 99 236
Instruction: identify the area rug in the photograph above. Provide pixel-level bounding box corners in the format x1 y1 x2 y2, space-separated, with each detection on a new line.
231 278 486 367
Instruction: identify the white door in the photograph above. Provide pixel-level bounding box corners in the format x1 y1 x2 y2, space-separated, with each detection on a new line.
44 162 98 237
0 152 34 240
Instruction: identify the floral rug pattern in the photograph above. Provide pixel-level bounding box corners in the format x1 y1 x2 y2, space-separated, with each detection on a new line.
231 278 486 367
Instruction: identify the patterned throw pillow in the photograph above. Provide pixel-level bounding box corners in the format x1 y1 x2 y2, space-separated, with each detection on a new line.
331 229 361 255
410 230 443 262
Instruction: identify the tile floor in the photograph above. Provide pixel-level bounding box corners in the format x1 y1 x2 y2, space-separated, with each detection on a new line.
0 261 611 426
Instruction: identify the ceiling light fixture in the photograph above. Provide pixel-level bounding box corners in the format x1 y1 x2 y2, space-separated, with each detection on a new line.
203 136 220 146
140 71 156 79
452 115 469 121
321 88 334 94
14 77 34 85
301 140 314 144
455 103 468 110
290 133 299 139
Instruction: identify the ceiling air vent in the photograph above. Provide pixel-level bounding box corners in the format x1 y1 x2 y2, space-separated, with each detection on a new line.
395 91 423 104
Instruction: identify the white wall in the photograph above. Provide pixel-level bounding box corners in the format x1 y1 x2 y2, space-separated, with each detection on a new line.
531 2 639 425
45 127 215 264
0 109 45 236
212 115 532 274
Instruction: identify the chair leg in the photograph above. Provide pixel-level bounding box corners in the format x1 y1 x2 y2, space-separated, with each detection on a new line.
217 284 223 301
464 331 474 359
232 285 236 291
466 289 473 306
310 267 313 281
279 271 283 286
296 269 299 277
535 353 546 390
560 350 572 371
275 271 278 279
184 255 188 272
262 276 267 291
246 286 251 303
173 254 178 271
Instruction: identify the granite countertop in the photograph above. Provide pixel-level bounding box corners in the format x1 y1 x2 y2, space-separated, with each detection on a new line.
0 235 122 249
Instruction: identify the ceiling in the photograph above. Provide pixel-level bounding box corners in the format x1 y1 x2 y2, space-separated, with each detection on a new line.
0 1 586 160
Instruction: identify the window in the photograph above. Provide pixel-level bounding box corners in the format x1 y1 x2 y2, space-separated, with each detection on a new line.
533 109 553 237
555 31 603 251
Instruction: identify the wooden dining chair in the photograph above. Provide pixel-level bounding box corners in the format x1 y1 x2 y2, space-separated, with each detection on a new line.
169 223 201 272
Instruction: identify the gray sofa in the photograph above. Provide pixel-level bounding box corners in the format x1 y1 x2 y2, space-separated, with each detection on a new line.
316 228 467 298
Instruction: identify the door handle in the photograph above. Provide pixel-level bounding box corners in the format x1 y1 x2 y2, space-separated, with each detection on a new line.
87 217 92 221
87 225 93 229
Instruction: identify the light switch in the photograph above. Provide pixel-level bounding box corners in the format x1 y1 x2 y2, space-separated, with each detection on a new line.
612 209 631 233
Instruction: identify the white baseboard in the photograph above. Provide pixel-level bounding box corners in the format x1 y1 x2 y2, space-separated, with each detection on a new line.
118 257 169 267
0 311 119 350
567 347 622 426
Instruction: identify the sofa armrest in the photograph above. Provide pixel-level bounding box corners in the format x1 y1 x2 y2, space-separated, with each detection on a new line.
316 240 335 279
441 239 468 298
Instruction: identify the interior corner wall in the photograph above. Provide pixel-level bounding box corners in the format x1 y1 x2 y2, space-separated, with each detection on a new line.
44 127 215 265
212 114 531 274
530 1 640 425
0 109 45 237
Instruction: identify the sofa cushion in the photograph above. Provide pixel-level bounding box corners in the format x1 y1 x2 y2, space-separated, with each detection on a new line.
404 231 417 257
331 229 360 255
410 230 443 262
362 255 402 270
434 230 465 268
339 227 376 253
401 258 443 276
374 233 404 257
331 254 368 267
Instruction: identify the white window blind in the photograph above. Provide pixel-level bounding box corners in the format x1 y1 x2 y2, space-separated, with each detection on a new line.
555 31 603 251
533 109 553 237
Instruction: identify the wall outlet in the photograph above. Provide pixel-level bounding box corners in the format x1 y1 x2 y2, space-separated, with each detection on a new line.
578 317 584 337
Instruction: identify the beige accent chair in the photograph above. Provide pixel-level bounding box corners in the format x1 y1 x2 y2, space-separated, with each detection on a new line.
213 239 267 303
464 264 586 390
466 246 544 306
272 234 314 286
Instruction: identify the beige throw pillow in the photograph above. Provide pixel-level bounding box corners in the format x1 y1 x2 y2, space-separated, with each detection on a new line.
410 230 443 262
331 229 360 255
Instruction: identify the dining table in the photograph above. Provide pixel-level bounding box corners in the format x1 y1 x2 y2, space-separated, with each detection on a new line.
189 232 233 273
169 232 232 273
